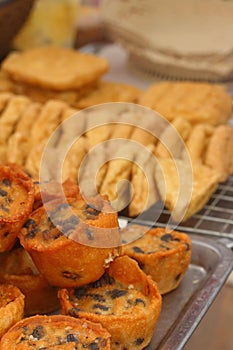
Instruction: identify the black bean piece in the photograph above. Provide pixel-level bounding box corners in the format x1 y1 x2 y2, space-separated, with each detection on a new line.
3 231 9 237
67 333 78 342
24 218 36 228
133 246 144 254
107 289 128 299
135 337 144 346
2 178 11 187
93 303 109 311
90 294 106 303
0 189 7 197
68 307 81 317
27 228 39 239
135 298 146 307
62 271 81 280
160 233 173 242
31 325 44 340
159 244 170 250
89 342 100 350
185 242 190 251
1 205 9 213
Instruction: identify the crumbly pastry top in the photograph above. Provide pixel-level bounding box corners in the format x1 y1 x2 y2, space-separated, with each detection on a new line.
0 315 110 349
67 272 150 317
121 225 191 253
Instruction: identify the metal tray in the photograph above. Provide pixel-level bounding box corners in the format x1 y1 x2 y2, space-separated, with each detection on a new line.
116 227 229 350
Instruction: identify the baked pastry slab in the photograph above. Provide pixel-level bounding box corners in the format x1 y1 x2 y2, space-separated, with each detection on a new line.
121 225 192 294
18 194 120 288
139 81 232 126
2 46 108 91
59 255 162 350
0 314 111 349
0 284 24 339
0 164 35 252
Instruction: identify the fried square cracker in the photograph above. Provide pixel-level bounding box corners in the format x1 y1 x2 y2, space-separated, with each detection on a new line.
155 158 220 222
2 46 108 90
139 81 232 126
75 81 142 109
205 124 233 182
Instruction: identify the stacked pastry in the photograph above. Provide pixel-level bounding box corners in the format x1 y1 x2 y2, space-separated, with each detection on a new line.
0 162 194 349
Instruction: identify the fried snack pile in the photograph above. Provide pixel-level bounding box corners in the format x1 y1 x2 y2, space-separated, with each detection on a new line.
0 163 168 349
0 46 232 223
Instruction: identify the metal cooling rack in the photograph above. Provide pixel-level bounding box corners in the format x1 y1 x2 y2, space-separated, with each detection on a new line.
124 175 233 241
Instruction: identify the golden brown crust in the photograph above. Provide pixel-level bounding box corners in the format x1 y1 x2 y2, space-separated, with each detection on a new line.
59 255 162 350
18 194 120 288
0 164 35 252
121 225 192 294
155 158 220 221
0 284 24 339
205 124 233 182
75 81 142 109
0 314 111 349
2 46 108 90
139 81 232 125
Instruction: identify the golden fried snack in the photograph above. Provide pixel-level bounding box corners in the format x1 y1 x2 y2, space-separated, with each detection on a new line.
155 117 192 159
2 46 108 90
184 123 214 164
75 81 142 109
18 194 119 288
155 159 220 222
12 80 97 106
0 315 111 349
205 124 233 182
0 92 12 113
59 256 162 350
0 164 34 252
129 144 159 217
0 71 14 93
0 284 24 339
6 103 42 166
100 142 137 209
139 81 232 125
29 99 67 148
121 225 192 294
0 95 30 162
61 136 88 183
0 246 59 316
